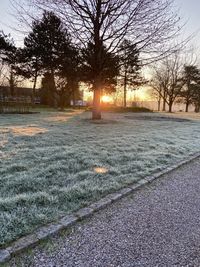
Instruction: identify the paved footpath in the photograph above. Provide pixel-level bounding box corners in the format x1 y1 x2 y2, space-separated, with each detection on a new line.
10 157 200 267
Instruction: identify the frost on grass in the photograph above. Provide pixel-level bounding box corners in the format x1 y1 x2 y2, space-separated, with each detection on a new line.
0 110 200 246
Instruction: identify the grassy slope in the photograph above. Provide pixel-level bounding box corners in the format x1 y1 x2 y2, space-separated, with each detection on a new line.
0 110 200 246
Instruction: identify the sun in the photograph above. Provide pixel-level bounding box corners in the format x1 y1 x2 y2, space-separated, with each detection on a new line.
101 95 112 103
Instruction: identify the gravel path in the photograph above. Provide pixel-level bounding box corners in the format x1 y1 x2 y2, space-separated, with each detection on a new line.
10 157 200 267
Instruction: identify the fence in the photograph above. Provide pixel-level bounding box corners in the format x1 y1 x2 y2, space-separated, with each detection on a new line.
0 97 31 114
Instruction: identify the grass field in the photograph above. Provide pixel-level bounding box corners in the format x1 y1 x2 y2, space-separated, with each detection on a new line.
0 110 200 246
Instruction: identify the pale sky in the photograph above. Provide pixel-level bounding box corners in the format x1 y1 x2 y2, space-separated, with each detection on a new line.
0 0 200 48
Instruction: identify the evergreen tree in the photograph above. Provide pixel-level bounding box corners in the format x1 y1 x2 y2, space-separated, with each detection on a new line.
0 32 18 96
119 40 144 107
81 42 119 99
192 84 200 112
40 72 54 106
0 32 14 55
14 46 43 104
180 65 200 112
59 44 81 107
23 11 73 107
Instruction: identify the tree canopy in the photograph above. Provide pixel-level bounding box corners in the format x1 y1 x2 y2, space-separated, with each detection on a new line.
30 0 181 118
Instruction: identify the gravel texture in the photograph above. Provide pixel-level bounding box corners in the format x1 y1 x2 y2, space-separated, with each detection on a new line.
9 157 200 267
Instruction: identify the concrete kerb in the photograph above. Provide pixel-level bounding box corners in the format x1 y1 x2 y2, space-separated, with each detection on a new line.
1 152 200 264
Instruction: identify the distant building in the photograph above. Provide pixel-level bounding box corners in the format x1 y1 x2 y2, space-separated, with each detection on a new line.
0 86 32 96
0 86 40 103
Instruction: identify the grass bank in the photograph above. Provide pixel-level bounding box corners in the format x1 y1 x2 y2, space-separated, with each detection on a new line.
0 110 200 246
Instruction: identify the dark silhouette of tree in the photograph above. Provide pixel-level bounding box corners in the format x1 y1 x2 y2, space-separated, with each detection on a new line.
179 65 200 112
0 32 20 96
119 40 144 107
151 65 170 112
191 83 200 112
0 32 14 55
0 33 11 87
81 42 119 99
23 11 74 107
40 72 54 106
59 44 81 108
151 54 185 112
14 46 43 104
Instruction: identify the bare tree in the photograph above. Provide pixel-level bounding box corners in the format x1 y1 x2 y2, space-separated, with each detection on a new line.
150 85 162 111
151 65 170 111
151 53 186 112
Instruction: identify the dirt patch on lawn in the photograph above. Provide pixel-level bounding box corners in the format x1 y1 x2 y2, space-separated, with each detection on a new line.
8 126 48 136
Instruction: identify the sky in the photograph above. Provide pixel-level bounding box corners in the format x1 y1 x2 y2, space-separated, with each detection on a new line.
175 0 200 50
0 0 25 45
0 0 200 48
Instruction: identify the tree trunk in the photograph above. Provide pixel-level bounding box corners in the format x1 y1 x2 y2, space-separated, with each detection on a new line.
195 104 200 113
185 82 190 113
72 89 76 108
92 87 101 120
50 69 57 108
9 68 15 97
168 101 173 113
124 69 127 107
32 59 38 107
162 99 166 111
158 93 161 111
92 1 103 120
59 89 65 110
31 74 37 107
65 94 71 107
185 102 189 112
158 99 161 111
162 90 167 111
124 83 127 108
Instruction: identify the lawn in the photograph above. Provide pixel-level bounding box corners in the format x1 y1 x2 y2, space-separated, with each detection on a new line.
0 110 200 246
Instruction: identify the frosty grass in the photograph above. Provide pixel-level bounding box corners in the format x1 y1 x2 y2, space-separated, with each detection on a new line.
0 110 200 246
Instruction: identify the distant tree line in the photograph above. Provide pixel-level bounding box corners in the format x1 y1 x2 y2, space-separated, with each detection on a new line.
0 11 144 110
151 54 200 113
1 13 199 114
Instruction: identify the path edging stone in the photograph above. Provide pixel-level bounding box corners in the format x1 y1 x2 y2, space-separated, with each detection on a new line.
1 152 200 264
